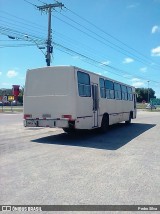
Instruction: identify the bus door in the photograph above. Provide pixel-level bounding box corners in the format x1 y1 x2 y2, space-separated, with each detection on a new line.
92 84 99 127
133 93 137 118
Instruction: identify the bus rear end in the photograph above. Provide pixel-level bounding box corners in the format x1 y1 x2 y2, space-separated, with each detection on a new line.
23 66 76 129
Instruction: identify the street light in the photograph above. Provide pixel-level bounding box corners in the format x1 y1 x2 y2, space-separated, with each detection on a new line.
7 34 46 56
24 35 46 55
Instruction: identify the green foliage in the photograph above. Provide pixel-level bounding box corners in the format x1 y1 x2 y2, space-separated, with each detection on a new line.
136 88 156 102
0 89 12 96
0 87 24 104
17 96 23 104
0 86 24 96
19 86 24 96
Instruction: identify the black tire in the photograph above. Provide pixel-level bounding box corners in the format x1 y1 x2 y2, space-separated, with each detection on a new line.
63 128 76 134
100 114 109 133
125 113 131 124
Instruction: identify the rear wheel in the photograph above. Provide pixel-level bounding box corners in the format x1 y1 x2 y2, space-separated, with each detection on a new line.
100 114 109 133
63 128 76 134
125 113 131 124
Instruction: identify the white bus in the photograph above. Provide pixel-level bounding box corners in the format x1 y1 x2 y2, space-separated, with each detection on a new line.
24 66 136 133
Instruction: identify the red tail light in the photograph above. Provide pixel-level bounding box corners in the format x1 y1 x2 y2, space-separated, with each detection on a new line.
24 114 32 119
62 115 72 120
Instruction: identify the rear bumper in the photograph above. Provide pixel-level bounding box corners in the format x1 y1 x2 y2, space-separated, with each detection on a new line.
24 119 69 128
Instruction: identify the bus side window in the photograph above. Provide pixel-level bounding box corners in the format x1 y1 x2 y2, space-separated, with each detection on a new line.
99 78 106 98
77 71 91 97
122 85 127 100
114 83 122 100
127 87 133 101
105 80 114 99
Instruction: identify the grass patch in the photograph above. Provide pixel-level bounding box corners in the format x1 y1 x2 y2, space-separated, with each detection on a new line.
0 106 23 113
136 103 160 111
136 103 146 109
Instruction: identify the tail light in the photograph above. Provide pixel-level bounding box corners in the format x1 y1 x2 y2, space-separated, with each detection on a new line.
24 114 32 119
62 115 72 120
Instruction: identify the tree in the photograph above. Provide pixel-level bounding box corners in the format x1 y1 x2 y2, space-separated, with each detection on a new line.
0 88 12 96
136 88 156 103
19 86 24 96
17 86 24 104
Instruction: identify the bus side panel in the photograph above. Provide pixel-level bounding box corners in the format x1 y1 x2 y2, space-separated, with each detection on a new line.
99 99 117 125
98 93 135 125
74 69 93 130
75 96 93 129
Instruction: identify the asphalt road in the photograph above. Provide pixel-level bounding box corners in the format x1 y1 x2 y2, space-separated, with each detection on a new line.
0 111 160 212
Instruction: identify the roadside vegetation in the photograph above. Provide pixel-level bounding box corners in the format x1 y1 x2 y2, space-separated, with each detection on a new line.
136 103 160 112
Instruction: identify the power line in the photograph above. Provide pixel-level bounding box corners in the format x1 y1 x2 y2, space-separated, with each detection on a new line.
1 26 159 84
53 31 112 62
36 0 46 4
65 7 160 68
0 10 46 31
0 26 46 43
23 0 37 7
0 8 134 66
55 45 160 88
2 3 159 71
53 42 160 84
1 2 159 86
53 14 160 71
0 44 38 48
1 25 159 84
0 17 46 38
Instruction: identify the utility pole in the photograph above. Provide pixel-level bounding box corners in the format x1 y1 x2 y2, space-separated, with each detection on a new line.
37 2 64 66
147 80 150 103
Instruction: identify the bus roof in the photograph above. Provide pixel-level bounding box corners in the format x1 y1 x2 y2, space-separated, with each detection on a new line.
27 65 135 90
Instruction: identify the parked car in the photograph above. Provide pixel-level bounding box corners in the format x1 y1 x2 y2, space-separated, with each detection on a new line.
146 104 156 109
0 101 3 106
11 100 17 106
3 101 10 106
11 101 23 106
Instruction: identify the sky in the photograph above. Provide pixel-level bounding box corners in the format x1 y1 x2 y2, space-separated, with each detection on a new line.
0 0 160 97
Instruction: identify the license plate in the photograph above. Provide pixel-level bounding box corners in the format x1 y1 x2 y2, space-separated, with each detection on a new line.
26 120 37 127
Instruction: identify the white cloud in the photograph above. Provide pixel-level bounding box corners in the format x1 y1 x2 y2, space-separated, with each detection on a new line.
127 3 139 8
122 74 132 79
72 56 82 60
6 70 18 78
123 57 134 64
131 78 145 87
1 82 10 86
132 78 140 82
151 25 160 34
100 61 110 66
133 82 145 87
151 46 160 56
123 74 132 78
140 67 147 73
